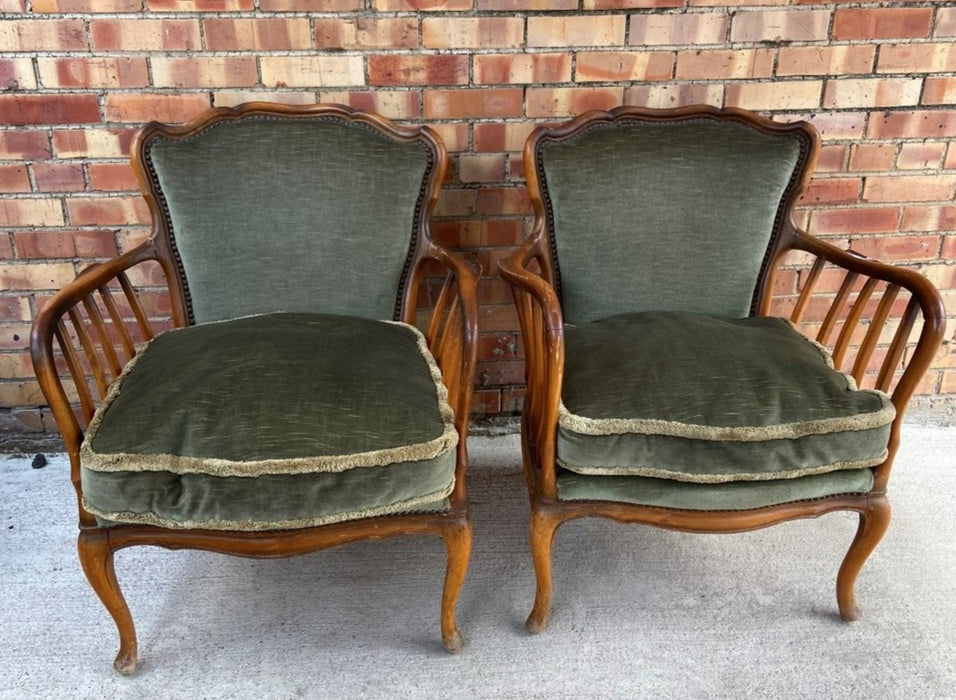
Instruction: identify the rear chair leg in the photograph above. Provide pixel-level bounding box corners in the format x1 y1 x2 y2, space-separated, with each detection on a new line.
77 531 138 675
526 509 560 634
837 497 891 621
440 519 472 653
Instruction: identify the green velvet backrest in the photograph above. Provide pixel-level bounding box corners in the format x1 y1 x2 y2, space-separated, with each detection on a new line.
538 118 806 325
146 116 431 324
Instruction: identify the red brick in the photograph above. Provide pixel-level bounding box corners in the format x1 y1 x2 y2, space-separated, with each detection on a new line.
629 13 726 46
374 0 470 9
586 0 681 7
832 8 932 41
316 17 419 50
808 208 899 236
203 18 312 50
32 162 84 192
675 49 771 79
369 55 468 87
0 95 99 125
0 297 31 321
38 57 149 89
474 54 572 84
430 123 469 153
14 231 76 258
91 19 201 51
151 57 258 88
66 196 149 226
147 0 254 9
261 0 361 8
0 57 36 90
433 219 523 247
425 18 524 49
213 91 317 108
0 325 33 352
34 0 140 9
529 15 626 47
88 163 138 192
76 230 120 258
863 175 956 203
0 19 87 51
0 0 24 10
946 145 956 171
0 352 35 380
424 89 523 119
53 128 134 159
459 154 506 183
474 123 536 153
942 236 956 259
798 111 866 139
817 145 847 173
0 131 51 160
476 187 531 216
867 111 956 139
0 262 75 289
578 51 674 82
0 165 29 192
480 0 575 8
731 10 829 43
798 178 861 206
777 46 874 76
919 265 956 294
104 94 211 124
938 8 956 38
902 206 956 232
853 235 940 262
433 189 475 217
823 78 921 109
923 77 956 107
261 56 364 88
877 43 956 74
625 83 724 109
897 142 945 171
319 91 420 120
849 144 895 172
526 87 624 118
724 82 822 110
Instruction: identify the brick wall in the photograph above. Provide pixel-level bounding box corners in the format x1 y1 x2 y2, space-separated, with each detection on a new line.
0 1 954 433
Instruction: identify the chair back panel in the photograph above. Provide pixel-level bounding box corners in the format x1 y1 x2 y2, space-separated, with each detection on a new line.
538 118 805 324
146 115 431 324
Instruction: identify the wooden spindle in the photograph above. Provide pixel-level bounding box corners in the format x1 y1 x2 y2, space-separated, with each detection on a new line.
851 284 900 385
791 257 825 324
817 270 859 346
875 297 918 393
832 278 878 370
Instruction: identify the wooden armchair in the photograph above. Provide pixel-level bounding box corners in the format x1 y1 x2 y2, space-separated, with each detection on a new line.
30 103 478 673
499 105 945 634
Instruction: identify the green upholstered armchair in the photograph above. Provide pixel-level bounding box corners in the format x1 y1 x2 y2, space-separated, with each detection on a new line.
499 105 946 634
30 103 478 673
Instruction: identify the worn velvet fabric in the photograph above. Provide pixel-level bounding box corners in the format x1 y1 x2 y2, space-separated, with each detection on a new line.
557 468 874 511
558 312 894 483
147 118 429 323
539 120 802 324
80 313 457 530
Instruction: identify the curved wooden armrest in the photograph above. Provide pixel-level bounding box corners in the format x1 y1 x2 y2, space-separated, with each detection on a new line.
30 242 171 461
783 230 946 412
498 241 565 499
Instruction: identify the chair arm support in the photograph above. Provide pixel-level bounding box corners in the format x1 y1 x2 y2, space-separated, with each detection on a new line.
498 243 565 499
30 242 168 459
788 230 946 411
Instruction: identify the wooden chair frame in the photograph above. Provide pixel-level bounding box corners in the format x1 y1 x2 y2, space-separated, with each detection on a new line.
30 103 479 673
498 105 947 634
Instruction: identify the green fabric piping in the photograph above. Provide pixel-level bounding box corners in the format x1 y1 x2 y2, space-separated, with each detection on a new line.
558 320 895 441
80 481 454 532
80 317 458 477
556 452 887 484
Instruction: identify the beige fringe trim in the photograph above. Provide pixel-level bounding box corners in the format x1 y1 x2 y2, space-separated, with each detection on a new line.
82 480 454 532
81 316 458 477
559 322 895 441
557 452 888 484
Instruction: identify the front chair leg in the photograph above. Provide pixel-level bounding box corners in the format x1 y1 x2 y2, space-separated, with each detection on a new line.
77 531 138 675
526 508 560 634
440 519 472 653
837 496 891 622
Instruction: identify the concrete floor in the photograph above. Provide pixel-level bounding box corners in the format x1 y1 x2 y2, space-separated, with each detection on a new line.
1 426 954 699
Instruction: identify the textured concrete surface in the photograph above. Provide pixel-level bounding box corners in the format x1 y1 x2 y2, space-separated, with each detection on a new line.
1 426 954 699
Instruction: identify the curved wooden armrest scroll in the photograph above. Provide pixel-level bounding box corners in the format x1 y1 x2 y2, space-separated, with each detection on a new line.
498 238 565 500
29 242 172 479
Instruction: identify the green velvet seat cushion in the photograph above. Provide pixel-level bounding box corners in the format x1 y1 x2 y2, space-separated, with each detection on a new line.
558 312 894 485
557 468 874 511
80 312 458 531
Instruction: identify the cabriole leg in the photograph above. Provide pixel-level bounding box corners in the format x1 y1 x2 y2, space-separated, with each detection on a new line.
526 508 560 634
837 497 891 621
440 519 472 653
77 531 138 675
